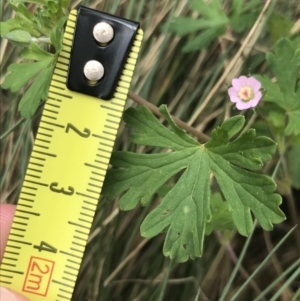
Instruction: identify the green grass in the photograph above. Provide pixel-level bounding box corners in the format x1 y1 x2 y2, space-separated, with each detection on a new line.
1 0 300 300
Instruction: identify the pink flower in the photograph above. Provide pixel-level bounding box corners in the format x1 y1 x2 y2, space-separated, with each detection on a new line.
228 76 262 110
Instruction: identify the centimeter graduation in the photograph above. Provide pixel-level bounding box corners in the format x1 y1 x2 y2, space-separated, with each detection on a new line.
0 6 143 301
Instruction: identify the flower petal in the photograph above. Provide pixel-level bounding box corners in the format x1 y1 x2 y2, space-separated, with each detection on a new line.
247 77 261 92
249 91 262 108
232 76 248 90
236 101 252 110
228 87 240 103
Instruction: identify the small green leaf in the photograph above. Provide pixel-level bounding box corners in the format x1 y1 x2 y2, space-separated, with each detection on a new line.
205 193 235 235
103 106 285 262
21 43 54 61
19 65 54 118
3 29 31 47
285 109 300 136
51 16 67 52
2 59 53 93
0 19 23 36
168 18 212 36
266 38 300 108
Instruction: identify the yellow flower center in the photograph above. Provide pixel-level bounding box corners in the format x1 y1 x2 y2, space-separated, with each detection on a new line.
238 86 253 102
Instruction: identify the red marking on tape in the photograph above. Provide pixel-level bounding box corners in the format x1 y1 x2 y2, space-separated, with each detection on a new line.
22 256 55 296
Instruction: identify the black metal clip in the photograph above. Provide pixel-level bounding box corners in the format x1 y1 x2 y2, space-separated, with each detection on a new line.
67 6 140 100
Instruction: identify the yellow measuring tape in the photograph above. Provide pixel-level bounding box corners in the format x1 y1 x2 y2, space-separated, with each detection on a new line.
0 8 143 300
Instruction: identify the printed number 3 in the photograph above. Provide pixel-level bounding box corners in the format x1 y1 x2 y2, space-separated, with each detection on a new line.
50 182 74 196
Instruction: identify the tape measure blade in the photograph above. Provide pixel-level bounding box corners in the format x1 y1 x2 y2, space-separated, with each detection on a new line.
0 9 143 301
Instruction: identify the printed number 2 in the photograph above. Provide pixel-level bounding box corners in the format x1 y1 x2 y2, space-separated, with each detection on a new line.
66 123 90 138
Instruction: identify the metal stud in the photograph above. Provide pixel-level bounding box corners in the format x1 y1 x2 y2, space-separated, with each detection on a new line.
83 60 104 82
93 22 114 44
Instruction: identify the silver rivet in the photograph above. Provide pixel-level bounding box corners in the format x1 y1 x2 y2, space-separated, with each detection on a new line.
83 60 104 82
93 22 114 44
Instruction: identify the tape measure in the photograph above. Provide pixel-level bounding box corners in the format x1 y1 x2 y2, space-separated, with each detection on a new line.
0 7 143 300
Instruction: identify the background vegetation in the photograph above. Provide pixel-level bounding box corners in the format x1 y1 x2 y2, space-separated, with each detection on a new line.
1 0 300 300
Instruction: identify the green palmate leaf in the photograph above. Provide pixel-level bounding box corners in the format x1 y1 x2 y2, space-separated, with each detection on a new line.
103 106 285 262
2 58 53 93
205 193 235 235
19 65 54 118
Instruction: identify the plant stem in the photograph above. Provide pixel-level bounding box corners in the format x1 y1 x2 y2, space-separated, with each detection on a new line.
128 91 210 143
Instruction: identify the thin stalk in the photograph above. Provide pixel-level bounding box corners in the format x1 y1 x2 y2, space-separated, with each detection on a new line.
230 226 297 301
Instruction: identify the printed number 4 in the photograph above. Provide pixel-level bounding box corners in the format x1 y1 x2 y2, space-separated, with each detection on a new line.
33 241 57 254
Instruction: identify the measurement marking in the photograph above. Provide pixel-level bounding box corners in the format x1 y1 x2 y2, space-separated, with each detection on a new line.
110 101 123 107
85 163 107 172
0 274 13 278
74 235 86 242
70 247 82 253
41 120 64 128
32 150 57 157
59 288 73 295
51 84 65 91
90 177 104 183
36 138 51 143
66 265 77 271
91 134 114 142
38 132 52 138
39 126 54 131
29 162 44 167
5 251 20 255
72 241 85 248
83 200 96 206
68 221 89 230
82 206 95 212
60 251 81 259
24 180 48 187
48 96 62 102
1 263 17 267
105 124 118 130
100 141 113 148
56 59 69 67
26 173 41 179
103 130 115 136
7 239 32 246
62 270 76 277
14 215 29 220
53 72 66 79
75 229 89 235
106 118 119 124
43 114 57 120
15 209 40 216
62 276 76 283
57 294 70 300
9 233 24 238
49 90 72 99
91 170 106 176
66 259 80 266
13 221 28 226
88 182 102 188
17 204 33 209
31 156 46 161
46 102 61 108
76 192 98 200
23 185 38 190
86 188 99 194
11 227 25 232
108 112 121 118
3 256 18 261
0 280 12 284
100 104 123 113
21 191 36 196
6 244 21 249
19 197 34 202
34 143 49 149
95 154 110 160
54 65 68 73
79 211 94 218
44 108 59 114
52 280 73 288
